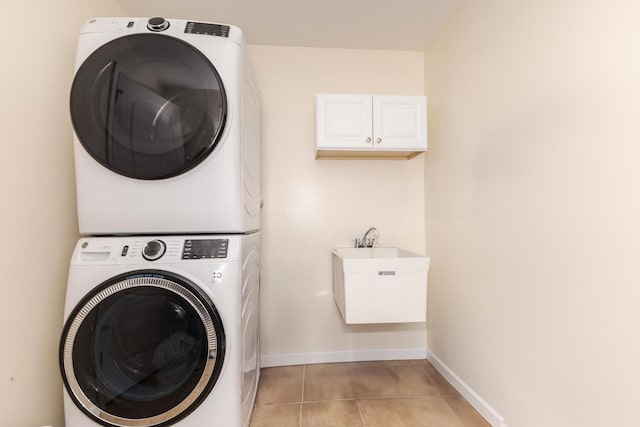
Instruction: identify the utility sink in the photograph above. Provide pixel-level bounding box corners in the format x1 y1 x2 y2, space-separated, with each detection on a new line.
332 247 430 324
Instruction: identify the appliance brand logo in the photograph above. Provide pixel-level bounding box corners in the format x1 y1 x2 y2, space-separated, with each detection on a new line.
378 271 396 276
212 271 223 283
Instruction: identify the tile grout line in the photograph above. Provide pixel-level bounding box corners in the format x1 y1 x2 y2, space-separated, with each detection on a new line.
302 394 442 403
299 364 306 427
346 361 366 427
301 364 306 402
355 399 366 427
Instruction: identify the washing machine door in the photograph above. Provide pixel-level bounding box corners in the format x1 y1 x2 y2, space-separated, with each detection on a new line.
60 271 225 427
70 34 227 180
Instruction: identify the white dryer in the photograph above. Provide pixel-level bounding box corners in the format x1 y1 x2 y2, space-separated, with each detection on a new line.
70 17 261 235
60 234 260 427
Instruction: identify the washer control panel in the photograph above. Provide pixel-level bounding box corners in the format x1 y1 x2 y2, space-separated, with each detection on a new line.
74 236 235 265
182 239 229 259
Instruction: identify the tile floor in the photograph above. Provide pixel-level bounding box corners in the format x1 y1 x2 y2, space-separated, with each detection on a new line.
249 360 490 427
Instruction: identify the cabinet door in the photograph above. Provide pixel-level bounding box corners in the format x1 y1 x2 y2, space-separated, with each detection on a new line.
316 94 373 149
372 96 427 150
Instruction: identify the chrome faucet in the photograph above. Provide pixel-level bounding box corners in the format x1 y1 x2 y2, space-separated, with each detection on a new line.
355 227 377 248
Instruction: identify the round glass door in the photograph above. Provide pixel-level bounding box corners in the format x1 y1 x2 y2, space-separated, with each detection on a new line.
60 271 225 427
70 34 227 180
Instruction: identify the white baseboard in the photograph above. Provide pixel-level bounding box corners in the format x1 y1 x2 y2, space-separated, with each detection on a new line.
427 351 507 427
260 348 428 368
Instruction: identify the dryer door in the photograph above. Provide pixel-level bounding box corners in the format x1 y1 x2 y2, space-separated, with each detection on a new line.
70 34 227 180
60 270 225 427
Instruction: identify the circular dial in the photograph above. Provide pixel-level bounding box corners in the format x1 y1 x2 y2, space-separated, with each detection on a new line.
147 17 170 32
142 240 167 261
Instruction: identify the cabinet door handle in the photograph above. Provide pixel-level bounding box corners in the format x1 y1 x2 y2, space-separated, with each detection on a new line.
366 137 372 143
376 138 382 144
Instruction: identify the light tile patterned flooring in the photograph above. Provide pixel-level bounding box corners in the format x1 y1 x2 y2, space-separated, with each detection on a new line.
250 360 490 427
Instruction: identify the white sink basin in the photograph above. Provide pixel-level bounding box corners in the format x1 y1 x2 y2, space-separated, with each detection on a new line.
332 247 430 324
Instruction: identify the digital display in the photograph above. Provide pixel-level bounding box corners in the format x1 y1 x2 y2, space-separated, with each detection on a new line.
182 239 228 259
184 22 230 37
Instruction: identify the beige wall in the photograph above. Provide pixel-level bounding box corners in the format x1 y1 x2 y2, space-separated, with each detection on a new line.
424 1 640 426
0 1 123 425
248 46 427 364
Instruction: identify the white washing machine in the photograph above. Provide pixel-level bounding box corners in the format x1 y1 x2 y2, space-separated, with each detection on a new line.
70 17 261 235
60 233 260 427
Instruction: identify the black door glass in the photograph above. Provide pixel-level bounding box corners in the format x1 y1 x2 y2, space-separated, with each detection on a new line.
61 273 225 424
70 34 227 180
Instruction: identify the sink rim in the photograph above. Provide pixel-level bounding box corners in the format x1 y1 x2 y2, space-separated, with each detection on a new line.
333 246 426 259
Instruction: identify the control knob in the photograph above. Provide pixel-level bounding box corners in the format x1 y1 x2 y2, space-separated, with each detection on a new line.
142 239 166 261
147 17 170 32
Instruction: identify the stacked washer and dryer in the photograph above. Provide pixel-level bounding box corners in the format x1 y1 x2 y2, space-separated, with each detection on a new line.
59 17 261 427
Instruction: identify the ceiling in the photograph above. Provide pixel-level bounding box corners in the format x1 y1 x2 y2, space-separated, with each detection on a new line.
115 0 461 51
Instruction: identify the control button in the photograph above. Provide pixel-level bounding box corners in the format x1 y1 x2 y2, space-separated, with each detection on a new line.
142 239 166 261
147 17 170 32
121 245 129 256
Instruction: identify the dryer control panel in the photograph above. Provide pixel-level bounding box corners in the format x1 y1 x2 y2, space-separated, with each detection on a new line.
185 21 230 37
79 17 242 45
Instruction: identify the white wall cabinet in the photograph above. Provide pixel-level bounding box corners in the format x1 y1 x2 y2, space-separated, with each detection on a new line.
316 94 427 159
